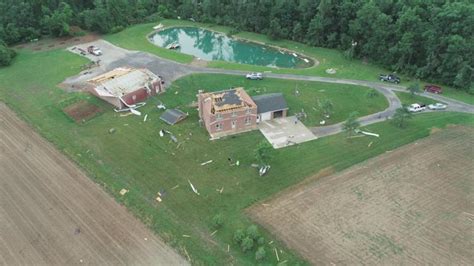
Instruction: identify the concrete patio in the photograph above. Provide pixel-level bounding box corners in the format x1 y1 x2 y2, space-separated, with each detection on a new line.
258 116 317 149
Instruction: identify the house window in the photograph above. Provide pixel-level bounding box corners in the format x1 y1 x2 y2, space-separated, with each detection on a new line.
232 111 237 117
245 117 251 125
216 123 222 131
246 108 251 115
132 95 137 101
216 113 223 120
231 120 236 129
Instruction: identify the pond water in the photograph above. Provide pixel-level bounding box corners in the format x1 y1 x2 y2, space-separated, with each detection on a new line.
149 27 313 68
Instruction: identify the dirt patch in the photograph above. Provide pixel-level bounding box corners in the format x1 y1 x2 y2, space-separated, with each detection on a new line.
249 126 474 265
15 33 100 52
63 100 103 123
0 103 188 265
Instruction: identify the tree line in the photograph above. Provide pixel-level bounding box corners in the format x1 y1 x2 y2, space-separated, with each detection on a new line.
0 0 472 92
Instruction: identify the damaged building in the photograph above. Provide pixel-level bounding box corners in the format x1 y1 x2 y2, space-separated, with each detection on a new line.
88 68 164 109
197 87 288 138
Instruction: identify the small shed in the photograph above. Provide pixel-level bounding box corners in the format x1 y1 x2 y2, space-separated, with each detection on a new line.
251 93 288 122
160 109 188 125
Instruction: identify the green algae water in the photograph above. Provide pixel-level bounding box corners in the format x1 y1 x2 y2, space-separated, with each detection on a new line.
149 27 313 68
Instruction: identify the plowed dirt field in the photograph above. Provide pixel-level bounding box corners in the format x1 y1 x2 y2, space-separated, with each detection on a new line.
249 126 474 265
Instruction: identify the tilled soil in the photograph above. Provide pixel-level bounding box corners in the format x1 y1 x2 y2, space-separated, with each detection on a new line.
0 103 188 265
249 126 474 265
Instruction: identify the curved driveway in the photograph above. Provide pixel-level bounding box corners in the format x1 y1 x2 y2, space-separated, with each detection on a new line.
65 40 473 138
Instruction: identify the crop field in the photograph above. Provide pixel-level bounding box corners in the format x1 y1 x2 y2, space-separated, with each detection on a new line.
249 126 474 265
0 103 187 265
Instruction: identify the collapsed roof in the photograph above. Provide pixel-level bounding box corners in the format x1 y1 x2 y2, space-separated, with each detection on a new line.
88 68 160 98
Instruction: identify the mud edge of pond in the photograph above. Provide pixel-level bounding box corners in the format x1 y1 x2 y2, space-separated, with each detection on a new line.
147 26 320 69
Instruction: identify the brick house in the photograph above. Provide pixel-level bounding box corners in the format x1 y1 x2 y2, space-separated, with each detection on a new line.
198 88 258 138
88 68 164 109
198 88 288 138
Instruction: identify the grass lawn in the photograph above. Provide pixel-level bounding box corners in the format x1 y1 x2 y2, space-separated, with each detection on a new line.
166 74 388 126
395 91 440 106
1 50 473 265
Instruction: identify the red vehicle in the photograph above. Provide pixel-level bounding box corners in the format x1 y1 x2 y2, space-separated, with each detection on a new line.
424 85 442 94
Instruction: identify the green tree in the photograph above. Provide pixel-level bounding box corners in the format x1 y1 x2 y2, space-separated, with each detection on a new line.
391 106 413 128
254 141 273 165
233 229 245 243
241 236 254 252
255 246 266 261
267 18 282 40
407 82 420 97
342 111 360 138
319 98 334 118
0 41 16 66
246 225 259 240
211 213 223 229
41 2 73 37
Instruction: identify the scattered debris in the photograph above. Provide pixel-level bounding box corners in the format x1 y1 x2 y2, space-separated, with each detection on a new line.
188 180 200 195
144 237 148 241
326 68 337 74
251 163 260 168
269 241 274 245
74 227 81 235
227 244 230 252
153 23 163 30
114 102 146 113
130 108 141 116
200 160 213 166
156 196 162 202
183 246 191 262
171 184 179 190
259 165 271 176
356 129 380 137
120 112 133 117
182 235 190 238
262 203 270 207
157 101 166 110
320 120 326 125
159 130 165 137
170 134 178 143
216 187 224 194
210 230 218 236
303 58 310 63
119 188 129 196
274 247 280 261
109 128 116 134
143 114 148 122
368 141 373 147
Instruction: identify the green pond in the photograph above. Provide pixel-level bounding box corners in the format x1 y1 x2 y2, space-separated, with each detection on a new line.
149 27 313 68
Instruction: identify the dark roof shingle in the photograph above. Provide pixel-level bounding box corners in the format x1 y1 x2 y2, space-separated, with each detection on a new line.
160 109 188 125
251 93 288 114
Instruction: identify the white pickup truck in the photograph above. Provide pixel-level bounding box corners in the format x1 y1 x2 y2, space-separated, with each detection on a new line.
407 103 426 112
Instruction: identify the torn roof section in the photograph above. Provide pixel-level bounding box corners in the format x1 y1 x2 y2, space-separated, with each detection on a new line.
251 93 288 114
88 68 160 97
202 87 256 114
160 109 188 125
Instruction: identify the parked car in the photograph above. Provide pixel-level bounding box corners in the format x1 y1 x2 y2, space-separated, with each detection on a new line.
428 103 447 110
407 103 426 112
424 85 442 94
87 46 102 56
379 74 400 84
246 72 263 80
